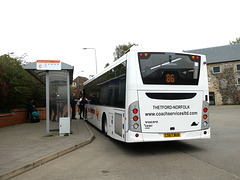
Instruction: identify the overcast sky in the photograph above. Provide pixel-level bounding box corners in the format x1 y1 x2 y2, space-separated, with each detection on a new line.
1 0 240 78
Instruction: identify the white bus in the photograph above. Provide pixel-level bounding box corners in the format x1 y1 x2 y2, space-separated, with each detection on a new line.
83 46 210 143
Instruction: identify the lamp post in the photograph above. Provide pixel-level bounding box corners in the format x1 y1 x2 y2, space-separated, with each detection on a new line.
83 48 97 74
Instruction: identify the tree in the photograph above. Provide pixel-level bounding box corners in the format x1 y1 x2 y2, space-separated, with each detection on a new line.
229 37 240 45
0 54 45 112
113 42 138 61
0 64 8 111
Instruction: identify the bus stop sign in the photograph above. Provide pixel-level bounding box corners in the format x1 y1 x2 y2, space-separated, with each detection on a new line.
36 60 61 70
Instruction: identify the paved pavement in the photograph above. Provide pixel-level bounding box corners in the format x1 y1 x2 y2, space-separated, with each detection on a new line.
0 118 95 180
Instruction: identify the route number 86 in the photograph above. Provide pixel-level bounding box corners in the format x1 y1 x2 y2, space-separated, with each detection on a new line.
166 74 175 83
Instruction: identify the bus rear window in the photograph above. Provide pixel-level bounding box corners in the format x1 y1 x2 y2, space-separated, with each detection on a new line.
138 52 200 85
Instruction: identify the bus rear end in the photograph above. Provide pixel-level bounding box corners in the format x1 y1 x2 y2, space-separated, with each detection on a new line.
126 51 210 142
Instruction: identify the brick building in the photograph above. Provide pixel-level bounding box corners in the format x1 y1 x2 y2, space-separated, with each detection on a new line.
72 76 88 97
185 44 240 105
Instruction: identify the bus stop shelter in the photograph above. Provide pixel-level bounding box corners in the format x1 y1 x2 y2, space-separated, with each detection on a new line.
23 60 74 135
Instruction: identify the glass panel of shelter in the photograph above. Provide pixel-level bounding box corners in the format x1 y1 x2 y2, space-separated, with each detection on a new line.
49 70 68 130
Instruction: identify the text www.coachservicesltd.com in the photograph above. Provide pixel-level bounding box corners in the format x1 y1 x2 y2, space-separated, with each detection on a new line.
145 111 198 117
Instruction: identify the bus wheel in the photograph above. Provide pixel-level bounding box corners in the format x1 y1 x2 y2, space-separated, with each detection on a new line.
102 114 108 136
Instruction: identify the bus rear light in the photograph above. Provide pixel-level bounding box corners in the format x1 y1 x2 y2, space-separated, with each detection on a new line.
133 123 139 129
133 108 138 114
135 133 139 137
203 108 208 113
204 131 207 135
133 116 138 121
201 101 210 130
129 101 142 132
203 121 208 127
139 52 148 58
191 56 200 60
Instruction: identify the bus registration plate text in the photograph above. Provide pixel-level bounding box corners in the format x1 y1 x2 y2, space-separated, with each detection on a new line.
164 133 181 138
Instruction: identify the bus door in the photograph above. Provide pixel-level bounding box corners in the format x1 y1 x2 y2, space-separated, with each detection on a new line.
112 109 125 141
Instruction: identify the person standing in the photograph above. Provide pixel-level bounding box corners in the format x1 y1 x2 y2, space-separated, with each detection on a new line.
78 96 88 119
28 99 35 122
70 93 77 119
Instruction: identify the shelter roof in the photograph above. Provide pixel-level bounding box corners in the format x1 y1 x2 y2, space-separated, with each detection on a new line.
23 62 74 84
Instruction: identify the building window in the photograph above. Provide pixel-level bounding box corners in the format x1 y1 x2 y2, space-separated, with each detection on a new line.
213 66 221 74
238 78 240 85
237 64 240 72
209 92 215 105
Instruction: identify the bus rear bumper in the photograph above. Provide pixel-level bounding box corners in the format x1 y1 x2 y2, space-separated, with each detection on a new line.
125 128 210 143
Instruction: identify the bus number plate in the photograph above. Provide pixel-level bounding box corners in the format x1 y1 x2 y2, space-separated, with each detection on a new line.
164 133 181 138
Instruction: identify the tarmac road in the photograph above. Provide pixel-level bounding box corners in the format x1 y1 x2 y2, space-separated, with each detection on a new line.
12 105 240 180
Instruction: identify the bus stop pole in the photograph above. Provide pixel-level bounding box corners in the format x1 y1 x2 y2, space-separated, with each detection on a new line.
46 70 50 134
